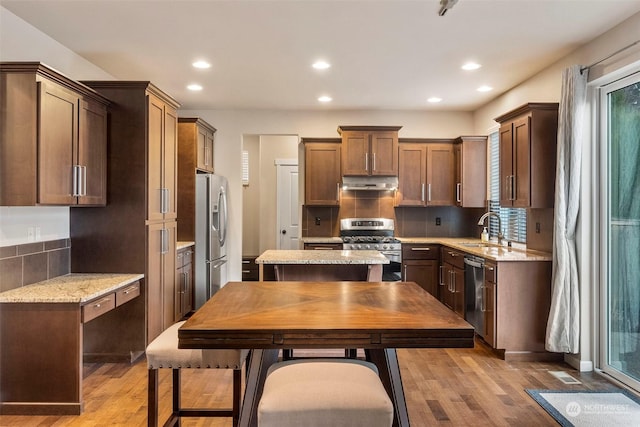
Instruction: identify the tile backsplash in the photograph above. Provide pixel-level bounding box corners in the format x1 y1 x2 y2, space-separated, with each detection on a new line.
301 189 485 238
0 239 70 293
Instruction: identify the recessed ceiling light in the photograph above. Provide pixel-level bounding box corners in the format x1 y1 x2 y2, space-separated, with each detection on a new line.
318 95 332 102
192 60 211 69
462 62 481 71
312 60 331 70
477 85 493 92
427 97 442 103
187 84 203 91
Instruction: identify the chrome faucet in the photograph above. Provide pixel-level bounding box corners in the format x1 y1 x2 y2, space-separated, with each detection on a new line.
477 212 504 245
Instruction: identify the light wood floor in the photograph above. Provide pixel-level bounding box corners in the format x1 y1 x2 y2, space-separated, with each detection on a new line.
0 338 622 426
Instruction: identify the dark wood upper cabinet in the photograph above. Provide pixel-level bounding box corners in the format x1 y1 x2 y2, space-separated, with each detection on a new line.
396 139 455 207
303 138 342 206
338 126 401 176
177 117 217 241
0 62 109 206
396 143 427 206
495 103 558 208
178 117 216 174
454 136 488 208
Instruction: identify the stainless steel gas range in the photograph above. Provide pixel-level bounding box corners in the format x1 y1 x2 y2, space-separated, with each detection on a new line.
340 218 401 280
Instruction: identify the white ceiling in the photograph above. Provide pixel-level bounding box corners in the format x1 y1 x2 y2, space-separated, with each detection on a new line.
3 0 640 111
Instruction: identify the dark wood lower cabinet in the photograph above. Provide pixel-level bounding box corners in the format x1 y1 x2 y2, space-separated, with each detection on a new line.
402 260 438 298
176 246 194 320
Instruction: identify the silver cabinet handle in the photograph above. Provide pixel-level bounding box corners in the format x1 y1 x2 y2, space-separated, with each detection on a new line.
161 228 168 254
421 183 425 202
336 183 340 201
160 188 170 214
372 152 376 171
81 166 87 196
411 247 431 251
72 165 80 197
439 265 445 286
403 265 407 281
456 183 462 203
365 152 369 171
428 183 432 202
511 175 516 200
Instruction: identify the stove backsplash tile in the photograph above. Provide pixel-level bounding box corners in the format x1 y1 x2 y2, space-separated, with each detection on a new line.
302 189 484 238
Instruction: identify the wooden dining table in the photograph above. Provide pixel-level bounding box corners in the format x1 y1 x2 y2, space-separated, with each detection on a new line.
178 281 474 427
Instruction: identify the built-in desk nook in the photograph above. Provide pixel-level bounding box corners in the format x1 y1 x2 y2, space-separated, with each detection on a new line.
0 273 143 415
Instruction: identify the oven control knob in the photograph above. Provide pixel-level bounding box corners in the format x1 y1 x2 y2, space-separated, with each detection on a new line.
365 244 371 249
381 244 388 250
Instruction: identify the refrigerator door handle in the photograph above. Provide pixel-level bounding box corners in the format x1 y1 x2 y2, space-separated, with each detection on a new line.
218 187 228 247
207 258 228 269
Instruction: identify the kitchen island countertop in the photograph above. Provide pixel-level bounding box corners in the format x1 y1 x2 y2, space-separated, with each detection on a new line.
0 273 144 303
255 249 389 264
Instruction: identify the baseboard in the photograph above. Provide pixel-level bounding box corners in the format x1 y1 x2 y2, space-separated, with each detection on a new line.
564 353 593 372
503 350 564 362
84 350 145 364
0 401 82 415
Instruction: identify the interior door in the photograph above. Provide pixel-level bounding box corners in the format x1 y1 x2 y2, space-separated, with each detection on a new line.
276 163 299 250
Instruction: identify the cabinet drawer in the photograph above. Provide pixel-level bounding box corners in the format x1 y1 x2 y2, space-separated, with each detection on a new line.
82 294 116 323
402 244 439 260
242 256 259 281
484 263 496 283
441 247 465 269
177 248 193 268
116 281 141 307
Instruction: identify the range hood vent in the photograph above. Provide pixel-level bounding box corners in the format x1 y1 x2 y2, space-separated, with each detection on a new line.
341 176 399 191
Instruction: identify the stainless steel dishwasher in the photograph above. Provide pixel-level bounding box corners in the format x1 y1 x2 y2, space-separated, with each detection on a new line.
464 255 485 336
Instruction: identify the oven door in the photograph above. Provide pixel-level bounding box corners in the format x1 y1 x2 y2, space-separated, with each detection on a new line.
380 251 402 282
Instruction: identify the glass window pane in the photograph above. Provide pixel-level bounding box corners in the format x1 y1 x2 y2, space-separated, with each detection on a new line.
607 78 640 383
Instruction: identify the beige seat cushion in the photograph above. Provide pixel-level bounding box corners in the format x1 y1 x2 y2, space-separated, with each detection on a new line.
258 359 393 427
146 321 247 369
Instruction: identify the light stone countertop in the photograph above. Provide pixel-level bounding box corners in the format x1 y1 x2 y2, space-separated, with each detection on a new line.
177 241 195 251
398 237 552 262
0 273 144 304
255 249 389 264
300 237 344 244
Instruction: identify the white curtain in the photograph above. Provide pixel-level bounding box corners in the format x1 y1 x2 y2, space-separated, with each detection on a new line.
546 65 588 353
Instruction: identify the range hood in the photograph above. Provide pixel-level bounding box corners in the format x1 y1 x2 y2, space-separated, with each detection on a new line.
341 176 399 191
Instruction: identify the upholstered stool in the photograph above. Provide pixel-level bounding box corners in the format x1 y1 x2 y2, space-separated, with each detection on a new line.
258 359 393 427
146 321 248 427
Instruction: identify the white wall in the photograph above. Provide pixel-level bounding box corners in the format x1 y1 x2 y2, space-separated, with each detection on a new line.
0 7 115 247
178 109 475 282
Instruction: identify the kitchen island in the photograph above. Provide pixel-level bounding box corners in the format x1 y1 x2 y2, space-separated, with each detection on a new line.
255 249 389 281
0 273 143 415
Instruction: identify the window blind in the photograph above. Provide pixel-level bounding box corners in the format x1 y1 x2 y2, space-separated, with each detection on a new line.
488 132 527 243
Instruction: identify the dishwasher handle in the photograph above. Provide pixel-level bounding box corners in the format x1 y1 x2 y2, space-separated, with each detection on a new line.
464 256 485 269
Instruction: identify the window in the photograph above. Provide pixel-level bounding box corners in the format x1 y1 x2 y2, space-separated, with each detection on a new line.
598 70 640 391
488 131 527 243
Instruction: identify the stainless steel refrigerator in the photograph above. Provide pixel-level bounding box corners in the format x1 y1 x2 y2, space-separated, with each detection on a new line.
194 173 228 309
